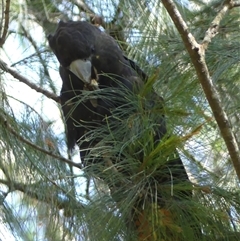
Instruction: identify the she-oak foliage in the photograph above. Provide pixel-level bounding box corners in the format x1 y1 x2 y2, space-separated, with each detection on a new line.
0 0 240 240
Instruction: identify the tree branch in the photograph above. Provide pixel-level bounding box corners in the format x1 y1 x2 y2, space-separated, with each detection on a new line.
20 24 52 86
0 0 10 47
0 59 60 103
0 113 81 169
161 0 240 180
0 178 84 212
74 0 95 15
201 0 235 50
231 1 240 7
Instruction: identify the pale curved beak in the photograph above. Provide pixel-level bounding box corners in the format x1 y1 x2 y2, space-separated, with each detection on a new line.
69 59 92 84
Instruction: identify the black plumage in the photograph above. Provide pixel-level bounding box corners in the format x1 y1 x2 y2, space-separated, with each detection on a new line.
48 21 141 89
48 20 202 238
59 66 99 154
48 20 143 158
48 20 190 194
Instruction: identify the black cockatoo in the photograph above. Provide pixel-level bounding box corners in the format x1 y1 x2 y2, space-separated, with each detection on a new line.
48 21 145 158
52 21 193 183
48 20 200 238
48 20 190 185
48 20 142 88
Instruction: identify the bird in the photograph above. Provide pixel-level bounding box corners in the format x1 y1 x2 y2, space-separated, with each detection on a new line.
48 20 198 239
48 19 191 188
48 20 144 159
48 20 141 88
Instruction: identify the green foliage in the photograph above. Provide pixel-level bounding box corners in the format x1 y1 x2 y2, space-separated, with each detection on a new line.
0 0 240 240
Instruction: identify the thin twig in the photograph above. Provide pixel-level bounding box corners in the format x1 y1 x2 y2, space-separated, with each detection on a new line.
0 178 84 210
74 0 95 15
0 59 60 103
0 113 81 169
0 0 11 47
161 0 240 180
20 25 52 84
231 0 240 8
0 0 4 37
10 49 48 67
201 0 236 50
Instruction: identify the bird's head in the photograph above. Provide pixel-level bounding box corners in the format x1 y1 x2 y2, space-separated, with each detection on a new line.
48 21 97 67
